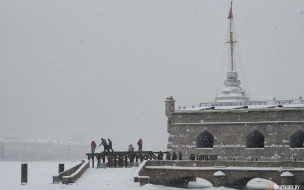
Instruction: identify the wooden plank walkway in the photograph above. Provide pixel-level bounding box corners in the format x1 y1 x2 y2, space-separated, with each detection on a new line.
86 151 162 168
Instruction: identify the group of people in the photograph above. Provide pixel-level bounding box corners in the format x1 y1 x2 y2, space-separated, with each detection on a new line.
90 138 143 154
91 139 196 161
157 151 182 160
90 138 114 154
158 151 196 160
128 138 143 152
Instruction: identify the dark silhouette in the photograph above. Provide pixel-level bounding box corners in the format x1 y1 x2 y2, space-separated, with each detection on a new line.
128 144 135 152
179 151 182 160
99 138 110 152
108 138 114 152
190 153 196 160
137 138 143 152
166 152 171 160
246 130 264 148
91 141 96 154
157 151 164 160
172 152 177 160
197 130 214 148
290 130 304 148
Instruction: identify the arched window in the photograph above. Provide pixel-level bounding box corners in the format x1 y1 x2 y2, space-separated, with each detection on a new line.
290 130 304 148
197 131 214 148
246 130 264 148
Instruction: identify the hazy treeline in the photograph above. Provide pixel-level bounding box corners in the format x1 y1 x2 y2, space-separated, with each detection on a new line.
0 137 88 161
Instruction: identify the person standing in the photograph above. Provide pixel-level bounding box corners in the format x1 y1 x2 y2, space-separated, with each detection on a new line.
172 152 177 160
190 153 196 160
166 152 171 160
179 151 182 160
91 141 97 154
157 151 164 160
137 138 143 152
108 138 114 152
128 144 135 152
99 138 109 152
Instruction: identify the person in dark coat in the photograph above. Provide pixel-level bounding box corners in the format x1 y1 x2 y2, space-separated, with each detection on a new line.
190 153 196 160
157 151 164 160
179 151 182 160
108 138 114 152
91 141 97 154
137 138 143 152
99 138 109 152
172 152 177 160
166 152 171 160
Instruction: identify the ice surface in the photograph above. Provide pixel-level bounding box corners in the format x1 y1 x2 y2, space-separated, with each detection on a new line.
1 161 286 190
0 161 230 190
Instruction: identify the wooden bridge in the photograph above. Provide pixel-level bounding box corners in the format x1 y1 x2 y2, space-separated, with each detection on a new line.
86 151 167 168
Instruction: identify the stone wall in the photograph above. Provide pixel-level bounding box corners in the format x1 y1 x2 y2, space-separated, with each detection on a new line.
137 160 304 188
171 109 304 123
53 160 88 184
167 108 304 160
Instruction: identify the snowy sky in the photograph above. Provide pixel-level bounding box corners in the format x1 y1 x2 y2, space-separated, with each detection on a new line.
1 0 304 151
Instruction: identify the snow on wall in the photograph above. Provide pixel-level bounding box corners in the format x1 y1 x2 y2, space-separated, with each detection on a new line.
280 171 294 177
213 171 226 176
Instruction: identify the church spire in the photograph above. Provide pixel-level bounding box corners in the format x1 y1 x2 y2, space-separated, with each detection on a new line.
227 1 237 72
215 1 250 103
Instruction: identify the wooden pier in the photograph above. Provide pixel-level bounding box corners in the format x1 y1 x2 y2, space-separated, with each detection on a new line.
86 151 162 168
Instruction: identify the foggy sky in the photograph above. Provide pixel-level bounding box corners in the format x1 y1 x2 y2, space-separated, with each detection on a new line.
1 0 304 151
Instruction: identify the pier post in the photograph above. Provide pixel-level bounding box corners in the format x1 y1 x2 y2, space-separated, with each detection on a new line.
92 155 94 168
125 156 128 167
114 156 117 167
21 163 28 184
59 164 64 173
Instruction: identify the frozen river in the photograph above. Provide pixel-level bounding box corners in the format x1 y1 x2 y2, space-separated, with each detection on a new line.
0 161 276 190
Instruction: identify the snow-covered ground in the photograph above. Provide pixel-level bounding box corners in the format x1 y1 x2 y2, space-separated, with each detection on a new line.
246 178 277 190
0 161 276 190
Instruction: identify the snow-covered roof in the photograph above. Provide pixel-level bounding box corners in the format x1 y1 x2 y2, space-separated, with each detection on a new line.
282 104 304 108
176 103 304 112
183 106 213 111
247 105 277 109
214 106 245 110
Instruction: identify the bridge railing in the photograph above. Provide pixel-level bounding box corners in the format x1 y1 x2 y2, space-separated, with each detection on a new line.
86 151 160 168
196 155 218 161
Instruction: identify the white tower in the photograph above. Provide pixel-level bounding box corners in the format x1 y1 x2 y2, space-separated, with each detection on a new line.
215 1 250 103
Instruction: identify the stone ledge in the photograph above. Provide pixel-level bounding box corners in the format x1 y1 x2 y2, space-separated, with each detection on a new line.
62 160 89 184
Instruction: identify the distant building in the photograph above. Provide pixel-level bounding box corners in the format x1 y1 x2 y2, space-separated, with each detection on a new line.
0 137 87 161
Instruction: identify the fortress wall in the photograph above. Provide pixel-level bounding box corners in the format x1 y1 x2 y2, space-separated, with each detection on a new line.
171 109 304 123
167 109 304 160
